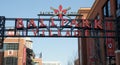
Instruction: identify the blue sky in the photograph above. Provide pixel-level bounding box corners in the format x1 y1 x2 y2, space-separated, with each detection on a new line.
0 0 94 65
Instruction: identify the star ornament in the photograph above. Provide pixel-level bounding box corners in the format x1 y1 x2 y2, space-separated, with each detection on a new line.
50 5 71 19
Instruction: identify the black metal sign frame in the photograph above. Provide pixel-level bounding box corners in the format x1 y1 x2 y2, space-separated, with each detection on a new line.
0 16 117 38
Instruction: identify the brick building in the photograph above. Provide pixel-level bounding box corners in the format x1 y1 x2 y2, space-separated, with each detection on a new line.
3 37 35 65
0 50 3 65
77 8 91 65
3 37 26 65
77 0 120 65
0 29 35 65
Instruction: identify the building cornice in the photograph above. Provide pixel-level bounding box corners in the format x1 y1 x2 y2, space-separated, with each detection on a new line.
86 0 99 19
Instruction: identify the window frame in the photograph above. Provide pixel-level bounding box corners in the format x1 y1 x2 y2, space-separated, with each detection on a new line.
103 0 111 17
4 43 19 50
117 0 120 9
4 57 18 65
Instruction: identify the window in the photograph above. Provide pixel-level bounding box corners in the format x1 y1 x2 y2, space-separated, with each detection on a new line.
4 57 18 65
103 0 111 17
4 43 19 50
95 14 100 19
117 0 120 9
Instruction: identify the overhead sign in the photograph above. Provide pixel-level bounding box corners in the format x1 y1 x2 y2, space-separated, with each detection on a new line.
0 5 116 38
14 18 103 37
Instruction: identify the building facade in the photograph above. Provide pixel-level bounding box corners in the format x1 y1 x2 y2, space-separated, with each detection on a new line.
3 37 34 65
77 8 91 65
0 50 3 65
3 37 27 65
78 0 120 65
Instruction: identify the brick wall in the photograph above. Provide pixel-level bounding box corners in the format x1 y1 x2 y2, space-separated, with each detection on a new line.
0 52 3 65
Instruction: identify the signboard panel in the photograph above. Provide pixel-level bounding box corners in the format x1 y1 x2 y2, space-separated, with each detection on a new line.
105 21 115 56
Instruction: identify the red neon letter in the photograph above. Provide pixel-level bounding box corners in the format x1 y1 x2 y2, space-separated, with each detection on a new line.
65 30 70 36
58 30 61 36
71 19 78 27
32 28 38 36
85 30 89 36
50 30 53 36
94 20 102 29
61 18 68 26
28 19 36 28
39 19 46 27
74 30 81 36
42 30 45 36
51 18 56 26
16 18 24 28
82 19 90 27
